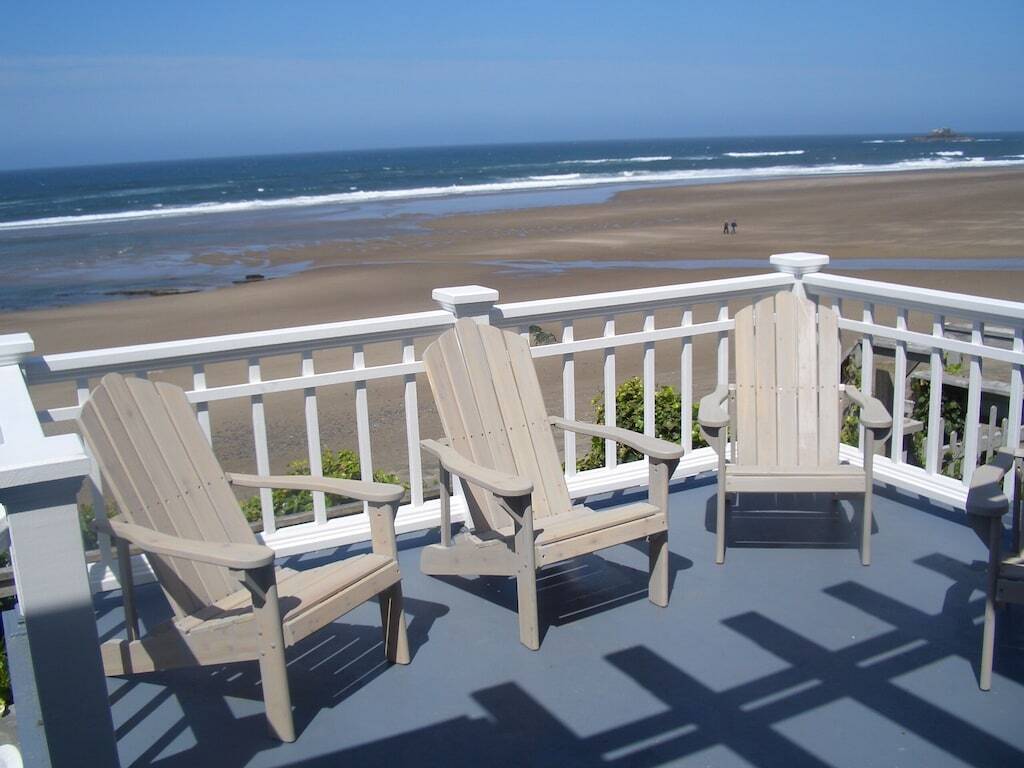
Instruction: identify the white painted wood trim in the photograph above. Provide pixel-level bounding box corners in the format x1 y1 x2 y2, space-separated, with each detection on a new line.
603 316 617 470
925 315 944 474
561 320 577 475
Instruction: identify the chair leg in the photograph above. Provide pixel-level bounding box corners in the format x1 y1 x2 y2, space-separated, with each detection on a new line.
980 518 1002 691
379 582 410 665
648 531 669 607
516 567 540 650
716 445 727 564
250 566 296 742
861 433 876 566
716 481 727 564
511 497 540 650
861 487 873 567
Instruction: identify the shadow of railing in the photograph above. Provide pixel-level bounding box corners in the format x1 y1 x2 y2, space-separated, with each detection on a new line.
130 551 1024 767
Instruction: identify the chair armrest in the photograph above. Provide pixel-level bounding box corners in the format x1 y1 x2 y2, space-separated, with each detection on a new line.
421 439 533 497
698 385 730 429
548 416 684 461
967 450 1016 518
844 385 892 431
226 472 404 504
107 519 275 569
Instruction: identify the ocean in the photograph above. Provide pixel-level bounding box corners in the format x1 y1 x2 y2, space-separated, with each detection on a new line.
1 133 1022 311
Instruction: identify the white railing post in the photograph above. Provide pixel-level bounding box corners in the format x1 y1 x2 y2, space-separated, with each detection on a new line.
432 285 500 324
770 252 830 298
0 334 120 767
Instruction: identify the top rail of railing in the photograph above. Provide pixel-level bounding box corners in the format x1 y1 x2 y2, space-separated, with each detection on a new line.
22 309 456 384
494 272 794 323
804 272 1024 326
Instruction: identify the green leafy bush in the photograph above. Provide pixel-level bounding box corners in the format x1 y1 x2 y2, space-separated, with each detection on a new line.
576 377 703 470
240 449 404 521
909 360 966 477
840 355 862 447
528 325 556 346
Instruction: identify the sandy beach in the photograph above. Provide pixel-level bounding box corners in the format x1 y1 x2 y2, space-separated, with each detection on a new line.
4 168 1024 479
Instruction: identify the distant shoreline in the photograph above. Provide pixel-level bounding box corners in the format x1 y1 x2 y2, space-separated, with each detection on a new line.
3 163 1024 313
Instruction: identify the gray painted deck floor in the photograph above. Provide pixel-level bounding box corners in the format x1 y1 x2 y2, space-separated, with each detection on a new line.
62 478 1024 765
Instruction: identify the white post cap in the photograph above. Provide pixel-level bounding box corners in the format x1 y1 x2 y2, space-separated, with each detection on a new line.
769 252 829 277
433 285 499 322
0 333 34 367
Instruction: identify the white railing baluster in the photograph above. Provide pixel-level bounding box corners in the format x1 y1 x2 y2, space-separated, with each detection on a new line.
403 338 424 507
1007 326 1024 496
859 302 874 449
643 312 656 437
963 321 984 483
716 302 730 388
248 358 274 534
890 308 908 463
192 364 211 443
562 320 577 475
302 350 326 524
603 315 617 469
680 308 693 452
353 344 373 512
925 315 944 474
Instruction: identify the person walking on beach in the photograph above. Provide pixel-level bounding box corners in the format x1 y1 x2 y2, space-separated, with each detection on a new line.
730 219 737 234
723 221 730 235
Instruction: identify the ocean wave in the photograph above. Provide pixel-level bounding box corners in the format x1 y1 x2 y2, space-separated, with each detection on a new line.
724 150 805 157
863 139 906 144
528 173 582 181
934 151 964 157
557 155 672 165
3 155 1023 231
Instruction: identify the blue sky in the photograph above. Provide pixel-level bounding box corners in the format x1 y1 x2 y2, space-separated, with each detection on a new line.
3 1 1022 169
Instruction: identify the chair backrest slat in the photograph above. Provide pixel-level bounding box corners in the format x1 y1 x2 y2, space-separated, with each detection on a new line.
424 320 570 532
79 374 255 616
816 302 841 465
733 291 842 469
754 296 779 466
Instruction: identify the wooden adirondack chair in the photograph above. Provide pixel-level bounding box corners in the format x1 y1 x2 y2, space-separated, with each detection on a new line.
698 290 891 565
419 318 685 649
966 446 1024 690
78 373 410 742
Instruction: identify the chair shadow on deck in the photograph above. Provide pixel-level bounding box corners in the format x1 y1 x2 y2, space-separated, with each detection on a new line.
130 551 1022 768
432 484 693 645
704 488 876 553
106 592 447 767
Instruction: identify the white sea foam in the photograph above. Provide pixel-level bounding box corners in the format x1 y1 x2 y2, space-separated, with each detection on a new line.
863 139 906 144
934 151 964 157
528 173 582 181
724 150 805 157
557 155 672 165
3 155 1022 231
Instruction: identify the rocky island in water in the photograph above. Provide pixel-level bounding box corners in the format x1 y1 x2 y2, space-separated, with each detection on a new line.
912 127 975 142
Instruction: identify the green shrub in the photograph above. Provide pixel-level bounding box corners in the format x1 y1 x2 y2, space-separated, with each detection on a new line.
240 449 404 521
909 359 966 477
576 377 704 470
840 355 862 447
528 325 556 346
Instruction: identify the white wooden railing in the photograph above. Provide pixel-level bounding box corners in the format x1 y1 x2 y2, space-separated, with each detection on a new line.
3 252 1022 768
5 253 1024 595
